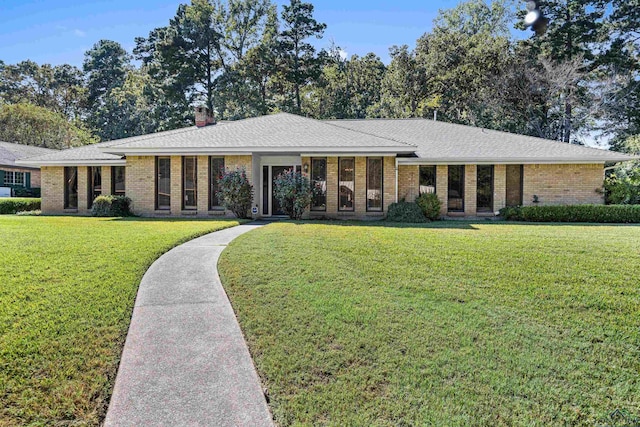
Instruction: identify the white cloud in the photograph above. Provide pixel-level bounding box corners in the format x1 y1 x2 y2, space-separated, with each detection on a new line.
338 49 348 61
73 29 86 37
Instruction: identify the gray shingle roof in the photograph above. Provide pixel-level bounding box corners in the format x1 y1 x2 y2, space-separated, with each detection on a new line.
101 113 414 153
16 140 125 165
0 141 57 167
326 118 635 163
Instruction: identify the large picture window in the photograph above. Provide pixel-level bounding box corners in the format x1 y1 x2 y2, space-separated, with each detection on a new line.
64 166 78 209
111 166 125 196
367 157 383 211
182 156 197 210
87 166 102 209
419 165 436 194
311 158 327 211
448 165 464 212
209 157 225 210
476 165 494 213
156 157 171 210
338 157 355 211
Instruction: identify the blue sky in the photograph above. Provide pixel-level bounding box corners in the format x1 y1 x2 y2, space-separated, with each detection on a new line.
0 0 483 67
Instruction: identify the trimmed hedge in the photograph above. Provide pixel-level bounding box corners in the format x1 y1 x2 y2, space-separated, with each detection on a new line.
387 201 429 223
0 198 41 214
90 195 133 217
500 205 640 223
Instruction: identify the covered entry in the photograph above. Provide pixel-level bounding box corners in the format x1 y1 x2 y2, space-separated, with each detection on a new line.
259 156 302 216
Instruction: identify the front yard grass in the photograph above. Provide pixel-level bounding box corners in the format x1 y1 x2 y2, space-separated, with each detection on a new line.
0 216 241 426
218 221 640 426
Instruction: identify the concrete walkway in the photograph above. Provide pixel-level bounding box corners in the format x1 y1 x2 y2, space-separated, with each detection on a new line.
104 223 273 427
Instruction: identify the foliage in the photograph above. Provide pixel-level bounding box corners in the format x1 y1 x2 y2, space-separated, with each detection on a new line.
278 0 327 113
386 201 428 223
216 168 254 218
90 195 133 217
272 168 312 219
415 192 441 220
499 204 640 223
0 197 41 214
0 217 240 425
604 172 640 205
219 221 640 425
0 103 96 148
12 187 40 198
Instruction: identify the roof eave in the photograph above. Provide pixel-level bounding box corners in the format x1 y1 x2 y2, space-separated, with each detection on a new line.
397 157 631 165
100 146 414 155
16 159 127 167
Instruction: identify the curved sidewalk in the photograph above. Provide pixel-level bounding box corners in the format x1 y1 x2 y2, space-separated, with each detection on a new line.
104 223 273 427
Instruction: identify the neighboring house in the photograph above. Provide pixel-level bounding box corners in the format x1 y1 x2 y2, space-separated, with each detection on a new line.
17 109 637 217
0 141 56 197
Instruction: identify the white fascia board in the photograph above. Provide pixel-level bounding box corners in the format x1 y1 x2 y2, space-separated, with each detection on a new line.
15 159 127 167
397 158 611 165
100 146 412 156
299 152 399 157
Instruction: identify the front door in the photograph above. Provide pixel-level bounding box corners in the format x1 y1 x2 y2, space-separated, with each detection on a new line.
271 166 290 215
262 164 302 216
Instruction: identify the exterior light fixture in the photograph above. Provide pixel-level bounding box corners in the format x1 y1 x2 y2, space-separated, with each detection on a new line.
303 163 309 173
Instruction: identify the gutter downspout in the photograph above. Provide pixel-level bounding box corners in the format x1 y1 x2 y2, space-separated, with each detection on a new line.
395 157 399 203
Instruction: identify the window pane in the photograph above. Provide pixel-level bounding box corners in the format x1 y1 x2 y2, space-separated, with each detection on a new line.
448 165 464 212
506 165 523 207
156 157 171 210
3 171 14 185
339 158 355 211
367 157 383 211
112 166 125 196
262 166 269 215
311 158 327 211
476 165 494 212
64 167 78 209
209 157 225 210
183 156 197 209
419 165 436 194
88 166 102 209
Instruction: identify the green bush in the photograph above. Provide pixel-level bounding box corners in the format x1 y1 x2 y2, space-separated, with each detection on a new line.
216 168 254 219
90 195 132 217
387 201 428 223
499 204 640 223
0 198 41 214
273 169 313 220
12 187 41 198
415 193 441 220
604 173 640 205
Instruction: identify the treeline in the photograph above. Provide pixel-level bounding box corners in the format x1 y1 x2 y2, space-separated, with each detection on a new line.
0 0 638 152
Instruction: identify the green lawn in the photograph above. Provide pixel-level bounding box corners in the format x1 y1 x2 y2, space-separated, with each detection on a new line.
0 216 241 426
218 221 640 426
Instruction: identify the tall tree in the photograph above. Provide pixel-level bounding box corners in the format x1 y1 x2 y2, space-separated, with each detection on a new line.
0 103 96 149
278 0 326 113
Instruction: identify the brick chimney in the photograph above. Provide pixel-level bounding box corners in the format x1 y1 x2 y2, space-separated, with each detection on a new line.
195 106 216 127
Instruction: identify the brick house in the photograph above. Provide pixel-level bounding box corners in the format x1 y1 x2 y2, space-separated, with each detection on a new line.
17 111 636 218
0 141 56 197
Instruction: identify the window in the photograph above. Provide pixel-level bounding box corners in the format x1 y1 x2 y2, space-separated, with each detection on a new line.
182 156 197 210
448 165 464 212
111 166 125 196
338 157 355 211
476 165 494 213
367 157 383 211
419 165 436 194
262 166 269 215
311 158 327 211
209 157 225 210
64 166 78 209
506 165 523 207
87 166 102 209
156 157 171 210
3 171 26 186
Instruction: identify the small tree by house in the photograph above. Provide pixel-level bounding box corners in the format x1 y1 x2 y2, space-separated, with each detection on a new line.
217 168 254 219
273 169 313 219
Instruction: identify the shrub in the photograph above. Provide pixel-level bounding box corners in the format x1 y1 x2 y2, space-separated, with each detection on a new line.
604 173 640 205
216 168 254 219
90 195 133 217
499 204 640 223
273 169 313 220
387 201 428 223
415 193 441 220
0 198 41 214
13 187 41 198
